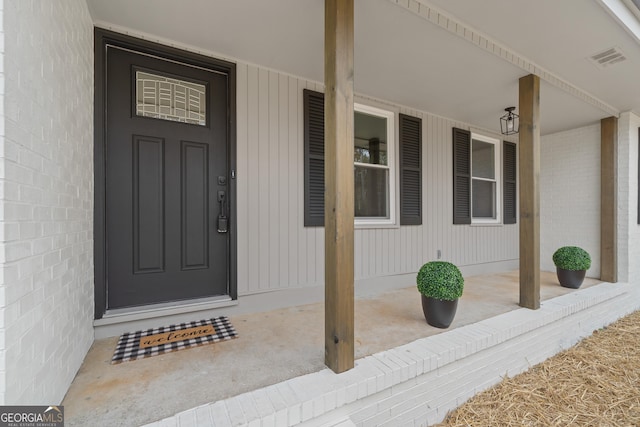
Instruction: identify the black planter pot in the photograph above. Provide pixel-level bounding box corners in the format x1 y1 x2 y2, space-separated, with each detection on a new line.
556 267 586 289
421 295 458 328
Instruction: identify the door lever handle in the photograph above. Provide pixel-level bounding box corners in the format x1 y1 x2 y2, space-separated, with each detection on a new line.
217 191 228 233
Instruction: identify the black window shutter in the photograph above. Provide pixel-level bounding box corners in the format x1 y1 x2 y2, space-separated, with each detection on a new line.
304 90 420 226
304 89 325 226
399 114 422 225
503 141 517 224
452 127 471 224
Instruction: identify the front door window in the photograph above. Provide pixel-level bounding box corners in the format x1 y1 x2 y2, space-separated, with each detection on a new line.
135 70 207 126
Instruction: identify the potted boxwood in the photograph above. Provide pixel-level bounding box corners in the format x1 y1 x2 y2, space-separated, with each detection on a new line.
416 261 464 328
552 246 591 289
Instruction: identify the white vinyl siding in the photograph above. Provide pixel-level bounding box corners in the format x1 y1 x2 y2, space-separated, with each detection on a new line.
235 63 518 296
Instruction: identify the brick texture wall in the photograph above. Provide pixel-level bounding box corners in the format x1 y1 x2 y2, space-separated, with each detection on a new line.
618 112 640 283
0 0 94 404
540 124 601 277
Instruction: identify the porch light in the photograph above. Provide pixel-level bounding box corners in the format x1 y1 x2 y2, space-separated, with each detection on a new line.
500 107 519 135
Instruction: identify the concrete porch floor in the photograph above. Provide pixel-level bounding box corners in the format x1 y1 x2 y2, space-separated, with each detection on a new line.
62 270 600 427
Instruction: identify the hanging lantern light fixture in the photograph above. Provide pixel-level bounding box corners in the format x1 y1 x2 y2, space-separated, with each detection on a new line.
500 107 519 135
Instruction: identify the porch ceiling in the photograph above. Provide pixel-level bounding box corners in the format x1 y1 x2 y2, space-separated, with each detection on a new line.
86 0 640 135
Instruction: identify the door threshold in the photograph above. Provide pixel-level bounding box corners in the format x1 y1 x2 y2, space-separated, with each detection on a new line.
95 295 237 327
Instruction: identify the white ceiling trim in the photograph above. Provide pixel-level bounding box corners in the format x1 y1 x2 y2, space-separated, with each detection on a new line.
597 0 640 44
391 0 621 117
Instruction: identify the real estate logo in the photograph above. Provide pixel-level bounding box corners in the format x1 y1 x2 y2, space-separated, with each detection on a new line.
0 406 64 427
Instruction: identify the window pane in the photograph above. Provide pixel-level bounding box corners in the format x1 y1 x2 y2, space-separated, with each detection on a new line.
136 70 206 126
472 179 496 218
354 111 387 166
472 139 494 179
354 166 389 218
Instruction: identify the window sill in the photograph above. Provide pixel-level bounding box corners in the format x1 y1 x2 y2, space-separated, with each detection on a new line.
355 221 400 230
470 222 504 227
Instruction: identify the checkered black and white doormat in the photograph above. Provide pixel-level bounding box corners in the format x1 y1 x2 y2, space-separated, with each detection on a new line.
111 317 237 364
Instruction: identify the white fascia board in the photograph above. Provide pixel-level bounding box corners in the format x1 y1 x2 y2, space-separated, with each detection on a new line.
597 0 640 44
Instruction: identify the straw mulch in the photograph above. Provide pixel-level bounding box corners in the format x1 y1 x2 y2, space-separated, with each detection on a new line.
437 310 640 426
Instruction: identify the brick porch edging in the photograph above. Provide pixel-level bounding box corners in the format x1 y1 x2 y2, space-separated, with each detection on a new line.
145 282 639 427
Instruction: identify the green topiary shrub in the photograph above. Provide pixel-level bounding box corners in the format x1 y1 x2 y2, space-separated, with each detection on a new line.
416 261 464 301
552 246 591 271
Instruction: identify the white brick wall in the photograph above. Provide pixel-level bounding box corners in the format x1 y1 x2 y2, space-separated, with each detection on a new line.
0 0 94 404
540 124 601 277
617 112 640 283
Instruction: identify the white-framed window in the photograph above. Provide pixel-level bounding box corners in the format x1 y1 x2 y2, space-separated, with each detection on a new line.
471 133 501 223
354 103 396 226
304 89 422 228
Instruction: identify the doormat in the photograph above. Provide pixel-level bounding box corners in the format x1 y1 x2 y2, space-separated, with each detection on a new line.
111 317 237 364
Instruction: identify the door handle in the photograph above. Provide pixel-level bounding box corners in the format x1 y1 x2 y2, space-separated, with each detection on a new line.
217 191 228 233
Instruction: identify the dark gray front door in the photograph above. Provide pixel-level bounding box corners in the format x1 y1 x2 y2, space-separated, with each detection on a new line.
105 46 229 309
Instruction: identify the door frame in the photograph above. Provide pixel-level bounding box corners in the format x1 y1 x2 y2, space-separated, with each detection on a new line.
94 28 238 319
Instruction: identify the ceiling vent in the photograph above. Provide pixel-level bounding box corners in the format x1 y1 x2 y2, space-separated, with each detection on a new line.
589 47 627 69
